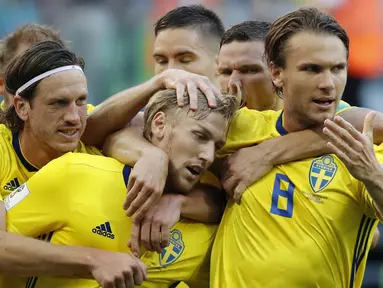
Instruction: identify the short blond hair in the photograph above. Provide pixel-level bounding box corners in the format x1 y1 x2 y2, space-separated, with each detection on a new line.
0 24 66 75
143 89 237 140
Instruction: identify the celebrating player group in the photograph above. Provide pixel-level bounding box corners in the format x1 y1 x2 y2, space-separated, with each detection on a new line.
0 4 383 288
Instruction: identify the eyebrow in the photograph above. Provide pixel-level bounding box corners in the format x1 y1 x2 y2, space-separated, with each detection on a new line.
153 50 196 58
298 61 347 68
218 63 263 71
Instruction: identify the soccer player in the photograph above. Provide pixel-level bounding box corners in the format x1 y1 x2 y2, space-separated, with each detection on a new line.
217 20 381 247
94 5 226 252
152 5 224 88
4 89 237 288
211 8 383 287
217 20 383 202
0 40 220 286
0 24 96 114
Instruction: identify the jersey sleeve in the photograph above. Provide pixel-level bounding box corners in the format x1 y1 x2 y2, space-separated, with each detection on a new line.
335 100 351 115
86 103 96 115
5 154 72 237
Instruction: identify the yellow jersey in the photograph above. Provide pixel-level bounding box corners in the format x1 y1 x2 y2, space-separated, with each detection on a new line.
0 124 102 201
0 100 5 111
212 108 381 288
86 103 96 114
337 99 352 114
4 153 217 288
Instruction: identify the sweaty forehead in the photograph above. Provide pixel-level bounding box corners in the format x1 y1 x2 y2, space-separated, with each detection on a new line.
36 70 87 99
219 40 265 68
285 31 347 66
154 28 214 56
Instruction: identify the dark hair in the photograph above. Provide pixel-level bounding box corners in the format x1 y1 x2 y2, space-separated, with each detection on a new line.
220 21 271 48
154 5 225 42
3 40 85 132
0 24 66 75
265 7 349 97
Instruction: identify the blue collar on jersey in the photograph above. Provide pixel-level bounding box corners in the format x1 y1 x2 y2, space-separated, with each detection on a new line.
12 131 39 172
276 111 289 136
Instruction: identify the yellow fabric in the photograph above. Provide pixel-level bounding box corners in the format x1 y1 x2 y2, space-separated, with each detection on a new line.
200 171 221 189
211 107 380 288
336 100 351 114
0 100 5 111
86 103 96 115
0 124 101 201
4 153 216 287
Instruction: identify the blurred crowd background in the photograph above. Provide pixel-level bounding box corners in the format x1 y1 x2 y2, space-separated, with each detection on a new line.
1 0 383 286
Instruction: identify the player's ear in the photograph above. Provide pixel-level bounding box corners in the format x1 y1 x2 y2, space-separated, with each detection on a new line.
151 111 167 141
14 95 30 122
270 62 284 89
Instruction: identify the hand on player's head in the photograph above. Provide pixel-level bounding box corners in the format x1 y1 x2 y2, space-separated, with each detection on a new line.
158 68 221 110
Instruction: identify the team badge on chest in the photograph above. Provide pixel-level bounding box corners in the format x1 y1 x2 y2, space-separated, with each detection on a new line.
159 229 185 266
309 155 337 193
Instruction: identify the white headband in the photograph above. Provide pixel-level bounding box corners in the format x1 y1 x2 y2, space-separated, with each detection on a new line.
15 65 83 96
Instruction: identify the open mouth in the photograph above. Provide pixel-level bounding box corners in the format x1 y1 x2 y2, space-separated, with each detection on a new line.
186 166 202 176
58 130 78 137
313 99 334 106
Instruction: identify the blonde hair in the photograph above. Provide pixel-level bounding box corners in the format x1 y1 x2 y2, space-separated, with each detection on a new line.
143 89 237 140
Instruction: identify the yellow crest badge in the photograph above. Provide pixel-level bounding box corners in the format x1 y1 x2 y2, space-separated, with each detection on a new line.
159 229 185 266
309 155 337 193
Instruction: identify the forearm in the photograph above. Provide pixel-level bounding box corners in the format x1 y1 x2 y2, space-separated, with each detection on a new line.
363 171 383 215
0 231 94 277
103 126 156 166
180 184 225 223
82 75 162 147
339 107 383 144
265 129 330 165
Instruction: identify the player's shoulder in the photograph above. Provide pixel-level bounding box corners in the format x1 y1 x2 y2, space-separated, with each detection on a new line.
0 100 5 111
86 103 96 115
233 107 279 123
336 100 351 114
56 152 126 174
228 107 279 136
75 141 103 156
219 108 280 157
0 124 12 149
0 124 11 137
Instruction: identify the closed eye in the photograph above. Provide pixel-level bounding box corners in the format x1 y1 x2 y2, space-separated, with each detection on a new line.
332 64 346 73
301 64 322 73
219 69 232 76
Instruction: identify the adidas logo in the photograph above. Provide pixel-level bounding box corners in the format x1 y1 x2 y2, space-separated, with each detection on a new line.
92 222 115 239
3 178 20 191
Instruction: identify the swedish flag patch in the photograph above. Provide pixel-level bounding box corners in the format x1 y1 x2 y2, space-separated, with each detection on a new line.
309 155 337 193
159 229 185 266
